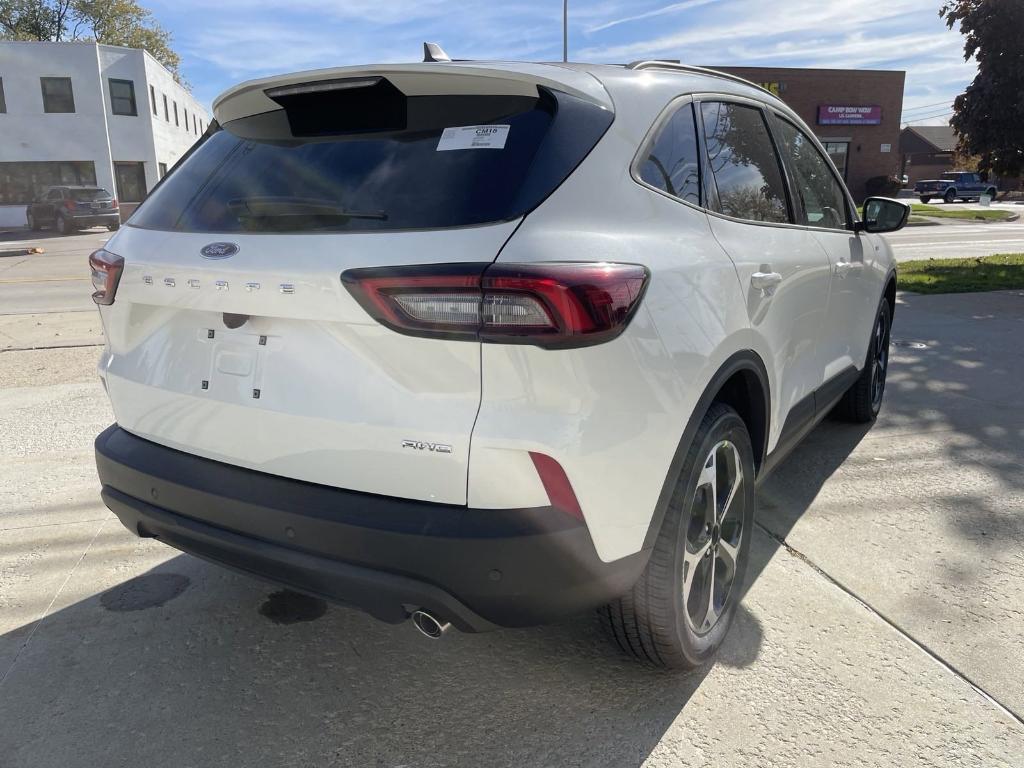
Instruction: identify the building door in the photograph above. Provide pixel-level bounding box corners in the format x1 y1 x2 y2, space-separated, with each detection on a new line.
114 162 147 203
823 142 849 179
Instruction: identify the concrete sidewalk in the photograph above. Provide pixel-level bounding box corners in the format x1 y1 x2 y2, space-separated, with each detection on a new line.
0 292 1022 767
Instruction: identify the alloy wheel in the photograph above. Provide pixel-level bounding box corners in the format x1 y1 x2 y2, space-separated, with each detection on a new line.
682 439 745 636
870 311 889 410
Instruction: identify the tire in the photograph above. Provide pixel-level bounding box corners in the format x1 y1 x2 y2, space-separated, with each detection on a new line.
107 222 120 231
986 187 997 199
834 299 891 423
56 214 72 235
27 212 40 231
944 188 957 204
602 402 756 669
919 197 931 204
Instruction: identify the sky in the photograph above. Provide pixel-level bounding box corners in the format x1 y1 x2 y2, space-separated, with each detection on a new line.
147 0 974 126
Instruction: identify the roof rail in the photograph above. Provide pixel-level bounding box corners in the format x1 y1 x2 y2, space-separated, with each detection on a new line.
625 61 779 100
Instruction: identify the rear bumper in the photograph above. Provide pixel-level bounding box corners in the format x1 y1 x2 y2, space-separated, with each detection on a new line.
95 425 647 631
70 212 119 227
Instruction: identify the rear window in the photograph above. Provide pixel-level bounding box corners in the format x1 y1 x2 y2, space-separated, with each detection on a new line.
70 188 110 201
130 83 612 233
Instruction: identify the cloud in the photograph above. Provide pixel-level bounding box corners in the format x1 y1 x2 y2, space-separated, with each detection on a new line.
155 0 977 122
585 0 722 35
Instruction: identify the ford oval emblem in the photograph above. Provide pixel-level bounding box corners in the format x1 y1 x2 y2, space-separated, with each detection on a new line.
200 242 239 259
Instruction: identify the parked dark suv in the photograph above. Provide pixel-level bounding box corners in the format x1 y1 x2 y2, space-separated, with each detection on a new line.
26 186 120 234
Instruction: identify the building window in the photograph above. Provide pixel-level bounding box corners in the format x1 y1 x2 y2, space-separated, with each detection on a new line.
173 100 178 126
158 162 168 178
150 85 157 116
0 78 6 113
114 161 147 203
109 78 137 116
183 107 188 130
163 93 169 121
0 161 96 204
192 113 197 134
823 142 850 179
41 77 75 113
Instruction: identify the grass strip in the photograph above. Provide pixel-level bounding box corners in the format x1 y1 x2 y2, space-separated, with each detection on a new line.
898 253 1024 294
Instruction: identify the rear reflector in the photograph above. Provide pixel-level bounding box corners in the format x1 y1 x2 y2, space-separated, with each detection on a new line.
341 262 649 348
529 452 584 521
89 248 124 305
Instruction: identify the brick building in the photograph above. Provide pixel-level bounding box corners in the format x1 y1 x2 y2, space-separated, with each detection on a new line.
900 125 956 186
712 66 905 200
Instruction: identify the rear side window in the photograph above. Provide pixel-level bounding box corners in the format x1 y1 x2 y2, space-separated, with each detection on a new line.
69 188 111 202
772 117 849 230
130 84 612 233
700 102 789 224
637 102 701 205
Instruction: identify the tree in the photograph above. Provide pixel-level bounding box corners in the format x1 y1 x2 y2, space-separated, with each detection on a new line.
0 0 182 83
941 0 1024 180
0 0 72 41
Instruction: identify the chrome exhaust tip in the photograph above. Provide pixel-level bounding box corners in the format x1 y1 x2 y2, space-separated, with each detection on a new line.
410 609 451 639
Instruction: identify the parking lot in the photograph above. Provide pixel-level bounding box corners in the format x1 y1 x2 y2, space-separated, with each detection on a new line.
2 229 1023 766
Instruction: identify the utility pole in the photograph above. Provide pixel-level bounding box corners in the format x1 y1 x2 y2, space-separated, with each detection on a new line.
563 0 568 62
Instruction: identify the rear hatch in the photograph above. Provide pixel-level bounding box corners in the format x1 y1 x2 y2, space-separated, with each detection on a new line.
97 64 612 505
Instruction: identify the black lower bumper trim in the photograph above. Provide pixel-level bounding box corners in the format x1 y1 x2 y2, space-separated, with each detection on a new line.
95 425 648 631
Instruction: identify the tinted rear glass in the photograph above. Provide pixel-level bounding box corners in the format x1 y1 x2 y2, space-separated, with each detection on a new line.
70 188 110 201
130 84 612 233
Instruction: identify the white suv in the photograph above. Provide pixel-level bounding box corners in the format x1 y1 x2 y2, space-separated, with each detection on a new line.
91 60 908 668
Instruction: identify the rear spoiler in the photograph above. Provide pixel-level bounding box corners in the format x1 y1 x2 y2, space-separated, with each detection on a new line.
212 62 612 125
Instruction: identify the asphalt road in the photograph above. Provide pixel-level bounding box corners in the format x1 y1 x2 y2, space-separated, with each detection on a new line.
1 230 1023 765
885 219 1024 262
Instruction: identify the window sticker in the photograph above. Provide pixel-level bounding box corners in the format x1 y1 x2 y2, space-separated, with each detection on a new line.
436 125 510 151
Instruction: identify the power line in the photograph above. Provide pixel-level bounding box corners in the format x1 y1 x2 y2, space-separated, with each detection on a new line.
903 109 954 125
901 98 959 114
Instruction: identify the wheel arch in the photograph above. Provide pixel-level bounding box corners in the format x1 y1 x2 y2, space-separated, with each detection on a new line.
884 269 897 319
640 350 770 552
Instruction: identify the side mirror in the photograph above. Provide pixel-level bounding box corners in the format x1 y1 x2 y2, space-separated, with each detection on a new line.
856 196 910 233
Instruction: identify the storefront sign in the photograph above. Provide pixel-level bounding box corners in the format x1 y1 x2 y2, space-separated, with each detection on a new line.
817 105 882 125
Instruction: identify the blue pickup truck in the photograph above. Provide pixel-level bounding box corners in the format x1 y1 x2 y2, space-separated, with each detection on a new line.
914 171 997 204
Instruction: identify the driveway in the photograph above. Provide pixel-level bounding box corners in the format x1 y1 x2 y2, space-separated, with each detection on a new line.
1 236 1023 766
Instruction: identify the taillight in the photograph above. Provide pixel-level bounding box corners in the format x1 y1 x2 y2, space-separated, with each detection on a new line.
342 262 649 348
63 199 76 211
89 248 124 305
111 198 119 209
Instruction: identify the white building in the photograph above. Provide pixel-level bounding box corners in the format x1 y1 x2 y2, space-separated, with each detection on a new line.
0 40 209 227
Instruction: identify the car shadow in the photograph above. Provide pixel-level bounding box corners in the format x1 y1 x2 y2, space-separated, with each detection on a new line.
0 549 765 767
744 418 872 598
0 227 113 244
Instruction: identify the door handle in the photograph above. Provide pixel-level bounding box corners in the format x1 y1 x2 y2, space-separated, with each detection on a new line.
751 271 783 297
